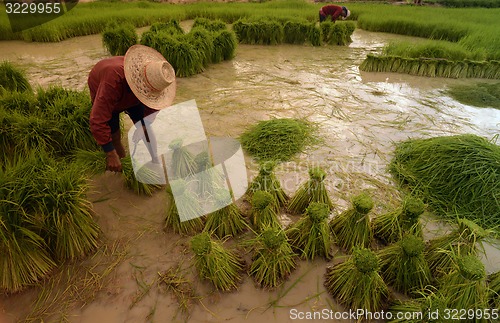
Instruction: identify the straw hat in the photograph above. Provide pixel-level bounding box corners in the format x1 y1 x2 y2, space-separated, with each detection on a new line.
124 44 176 110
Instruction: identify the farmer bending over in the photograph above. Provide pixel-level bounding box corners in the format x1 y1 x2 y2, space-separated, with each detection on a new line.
319 5 350 23
88 45 176 172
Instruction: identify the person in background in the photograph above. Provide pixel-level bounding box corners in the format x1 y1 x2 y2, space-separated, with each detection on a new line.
319 5 351 23
88 44 176 172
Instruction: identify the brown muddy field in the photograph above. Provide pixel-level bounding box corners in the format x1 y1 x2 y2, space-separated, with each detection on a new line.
1 24 500 323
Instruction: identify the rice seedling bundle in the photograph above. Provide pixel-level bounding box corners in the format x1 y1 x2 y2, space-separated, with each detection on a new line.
212 29 237 63
327 23 350 46
250 190 280 232
286 202 333 260
324 248 389 312
320 21 333 44
192 17 226 32
195 151 223 198
232 19 284 45
330 192 374 253
186 28 214 67
425 218 490 277
169 40 203 77
307 25 322 47
388 287 449 323
11 113 61 154
247 161 288 210
372 195 425 244
0 61 32 93
0 91 37 115
165 181 204 235
283 20 311 45
168 138 197 179
389 134 500 229
240 118 316 162
446 82 500 109
288 167 332 215
190 232 244 291
102 23 138 56
121 156 162 196
204 189 246 239
248 227 296 288
377 235 431 295
439 255 488 310
488 271 500 308
149 20 184 34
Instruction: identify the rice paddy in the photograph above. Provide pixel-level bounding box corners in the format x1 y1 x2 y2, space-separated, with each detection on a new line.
446 82 500 109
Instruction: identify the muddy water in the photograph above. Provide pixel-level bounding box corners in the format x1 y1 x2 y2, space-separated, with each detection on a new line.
1 28 500 323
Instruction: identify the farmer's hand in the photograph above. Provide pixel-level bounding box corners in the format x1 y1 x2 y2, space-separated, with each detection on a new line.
106 150 122 172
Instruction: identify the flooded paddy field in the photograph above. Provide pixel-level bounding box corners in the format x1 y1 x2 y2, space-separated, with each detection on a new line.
1 26 499 323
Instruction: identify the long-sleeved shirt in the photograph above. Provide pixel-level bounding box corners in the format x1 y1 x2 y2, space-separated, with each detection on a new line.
88 56 155 152
320 5 344 21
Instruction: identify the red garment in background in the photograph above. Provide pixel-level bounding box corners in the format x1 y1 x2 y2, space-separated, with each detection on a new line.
320 5 344 21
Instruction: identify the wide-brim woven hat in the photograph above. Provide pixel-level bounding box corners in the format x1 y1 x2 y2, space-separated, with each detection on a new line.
124 44 176 110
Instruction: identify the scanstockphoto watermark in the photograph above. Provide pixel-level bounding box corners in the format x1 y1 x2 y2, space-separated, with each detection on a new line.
289 308 423 321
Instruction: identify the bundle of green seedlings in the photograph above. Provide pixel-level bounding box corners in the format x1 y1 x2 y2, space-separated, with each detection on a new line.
165 180 204 235
190 232 244 291
488 270 500 309
204 189 247 239
74 150 161 196
446 82 500 109
191 17 226 32
360 55 500 79
286 202 333 260
168 138 197 179
438 255 489 310
388 287 449 323
0 61 32 92
372 195 425 244
377 235 432 295
101 22 138 56
247 227 297 289
324 248 389 313
425 218 490 277
320 21 356 46
250 190 281 232
194 151 223 198
283 20 321 46
232 19 284 45
247 161 288 211
389 134 500 229
330 192 374 253
240 118 317 162
288 167 333 215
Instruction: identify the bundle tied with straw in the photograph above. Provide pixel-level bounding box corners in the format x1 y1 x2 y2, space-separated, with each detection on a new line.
288 167 333 215
425 218 490 277
204 189 247 239
168 138 196 179
324 248 389 313
377 235 431 295
248 161 287 211
250 190 280 232
195 151 223 198
190 232 244 291
439 255 489 310
286 202 333 260
372 196 425 244
164 180 204 235
248 227 297 289
330 192 374 253
388 287 449 323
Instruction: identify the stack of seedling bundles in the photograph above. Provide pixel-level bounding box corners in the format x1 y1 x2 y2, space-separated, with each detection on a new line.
388 287 448 322
324 248 389 312
165 180 204 235
247 161 288 211
320 21 356 46
288 167 333 215
140 19 237 77
360 54 500 79
286 202 333 260
330 192 374 253
102 22 138 56
190 232 244 291
204 189 247 239
0 61 32 93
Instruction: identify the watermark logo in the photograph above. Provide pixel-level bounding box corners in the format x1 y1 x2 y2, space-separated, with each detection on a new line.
127 100 248 222
4 0 78 33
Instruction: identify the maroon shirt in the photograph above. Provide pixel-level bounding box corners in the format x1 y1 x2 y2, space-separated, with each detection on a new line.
320 5 344 21
88 56 155 148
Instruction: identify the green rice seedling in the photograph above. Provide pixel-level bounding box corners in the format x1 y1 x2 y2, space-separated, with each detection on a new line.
0 61 32 93
240 118 317 162
250 190 280 232
308 25 322 47
446 82 500 109
190 232 244 291
288 167 333 215
195 151 223 198
330 192 374 253
488 270 500 308
164 181 204 235
11 113 61 154
121 156 162 196
186 27 214 67
204 189 246 239
150 20 184 34
372 195 425 244
425 218 490 277
0 91 37 115
248 161 287 210
248 227 297 289
324 248 389 312
389 134 500 229
283 20 310 45
102 23 138 56
147 32 180 63
388 287 449 323
320 21 333 44
73 149 107 175
286 202 333 260
169 40 203 77
212 29 237 63
168 138 197 179
328 23 348 46
192 17 226 32
377 235 432 295
232 19 283 45
439 255 488 310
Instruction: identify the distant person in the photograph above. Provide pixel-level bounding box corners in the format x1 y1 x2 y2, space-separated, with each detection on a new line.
319 5 351 23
